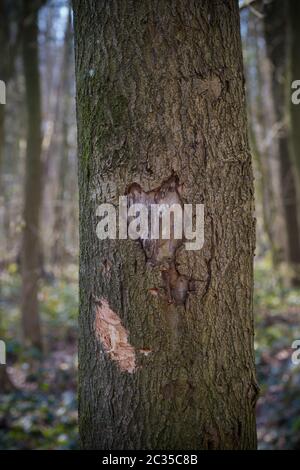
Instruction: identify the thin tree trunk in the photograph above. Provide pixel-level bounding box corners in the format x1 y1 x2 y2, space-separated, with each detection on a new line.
264 0 300 283
0 367 15 393
0 0 20 389
0 0 8 177
52 9 73 265
73 0 258 450
21 0 43 350
288 0 300 204
244 11 283 264
0 105 4 183
0 0 22 177
0 309 16 393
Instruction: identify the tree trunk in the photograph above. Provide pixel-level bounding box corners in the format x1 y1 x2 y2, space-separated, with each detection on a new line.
0 367 16 393
288 0 300 204
0 105 4 176
21 0 43 350
0 307 16 393
52 9 73 265
263 0 300 283
243 11 285 264
0 0 22 177
73 0 258 450
0 0 21 389
0 0 8 177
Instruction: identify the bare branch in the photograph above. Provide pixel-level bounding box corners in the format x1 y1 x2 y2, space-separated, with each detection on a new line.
240 0 264 19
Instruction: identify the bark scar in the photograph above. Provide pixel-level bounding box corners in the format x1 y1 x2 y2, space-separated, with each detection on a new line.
126 172 196 306
94 297 136 373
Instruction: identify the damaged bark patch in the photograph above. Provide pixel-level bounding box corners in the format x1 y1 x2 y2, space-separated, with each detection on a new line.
161 262 196 306
139 348 152 356
94 298 136 373
126 173 196 306
125 173 184 266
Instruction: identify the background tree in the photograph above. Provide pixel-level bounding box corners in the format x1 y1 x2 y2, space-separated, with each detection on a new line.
242 7 286 266
0 0 22 391
0 0 22 178
0 0 79 447
288 0 300 197
52 8 74 265
73 0 258 449
263 0 300 284
20 0 44 349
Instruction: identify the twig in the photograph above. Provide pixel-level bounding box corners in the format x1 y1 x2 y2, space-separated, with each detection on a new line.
240 0 258 10
240 0 264 19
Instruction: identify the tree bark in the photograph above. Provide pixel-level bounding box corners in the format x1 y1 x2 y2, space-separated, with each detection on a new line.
73 0 258 450
21 0 43 350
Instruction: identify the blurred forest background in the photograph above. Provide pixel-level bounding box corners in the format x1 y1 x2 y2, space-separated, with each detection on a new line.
0 0 300 450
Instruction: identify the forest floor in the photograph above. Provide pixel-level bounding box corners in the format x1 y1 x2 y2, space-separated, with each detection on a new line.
0 264 78 449
0 259 300 449
254 258 300 449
